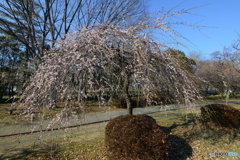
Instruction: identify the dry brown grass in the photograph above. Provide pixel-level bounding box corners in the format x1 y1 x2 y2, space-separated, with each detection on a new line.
0 103 239 159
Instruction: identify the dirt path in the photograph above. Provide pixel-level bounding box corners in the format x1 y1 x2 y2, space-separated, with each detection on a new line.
1 102 220 137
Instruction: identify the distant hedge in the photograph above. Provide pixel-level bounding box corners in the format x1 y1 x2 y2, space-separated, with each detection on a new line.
109 95 174 108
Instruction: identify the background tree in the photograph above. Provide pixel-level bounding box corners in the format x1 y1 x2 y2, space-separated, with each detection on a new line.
196 60 225 95
222 46 240 75
0 0 147 67
0 34 25 101
195 50 240 101
233 34 240 51
211 51 240 95
166 49 196 74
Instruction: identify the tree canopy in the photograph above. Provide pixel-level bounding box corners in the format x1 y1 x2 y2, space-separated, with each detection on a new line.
7 1 209 127
17 24 201 116
0 0 147 66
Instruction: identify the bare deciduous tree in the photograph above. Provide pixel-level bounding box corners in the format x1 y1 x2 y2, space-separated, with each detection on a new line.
0 0 147 66
196 50 240 102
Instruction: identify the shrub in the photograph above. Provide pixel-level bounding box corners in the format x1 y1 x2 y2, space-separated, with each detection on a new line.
201 104 240 129
131 96 147 108
109 95 174 108
150 95 174 105
109 97 146 108
105 114 169 160
108 97 126 108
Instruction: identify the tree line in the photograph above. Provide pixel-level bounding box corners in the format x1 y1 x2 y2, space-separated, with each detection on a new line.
0 0 239 115
0 0 147 101
193 48 240 97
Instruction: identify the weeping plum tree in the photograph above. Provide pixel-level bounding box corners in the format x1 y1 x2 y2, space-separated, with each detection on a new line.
17 26 200 114
14 3 206 126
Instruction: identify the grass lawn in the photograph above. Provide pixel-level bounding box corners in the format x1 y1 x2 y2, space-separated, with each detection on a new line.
0 103 239 160
0 93 239 122
202 93 240 102
0 100 113 124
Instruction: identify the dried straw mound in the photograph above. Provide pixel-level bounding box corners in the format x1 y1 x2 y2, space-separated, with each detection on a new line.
105 114 169 160
201 104 240 129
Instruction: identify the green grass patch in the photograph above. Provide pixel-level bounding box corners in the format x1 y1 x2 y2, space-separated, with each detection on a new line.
203 93 240 102
0 100 115 123
0 103 17 122
228 103 240 110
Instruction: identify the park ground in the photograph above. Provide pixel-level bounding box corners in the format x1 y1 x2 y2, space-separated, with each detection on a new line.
0 95 240 159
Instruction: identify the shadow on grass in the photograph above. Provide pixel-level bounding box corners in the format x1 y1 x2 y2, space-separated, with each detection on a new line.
168 135 193 160
0 143 61 160
166 115 239 146
194 124 239 145
159 118 238 160
1 149 36 160
160 122 193 160
160 119 196 134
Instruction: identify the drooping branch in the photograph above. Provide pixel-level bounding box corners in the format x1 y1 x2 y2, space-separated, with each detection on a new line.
16 24 201 117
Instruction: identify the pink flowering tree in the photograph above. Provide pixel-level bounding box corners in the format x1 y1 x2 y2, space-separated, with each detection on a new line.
13 4 207 126
16 24 201 115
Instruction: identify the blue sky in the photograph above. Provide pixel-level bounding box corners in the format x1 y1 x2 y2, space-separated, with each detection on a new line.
149 0 240 58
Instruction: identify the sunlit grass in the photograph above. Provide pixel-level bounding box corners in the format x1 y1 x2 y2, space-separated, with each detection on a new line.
0 100 114 123
203 93 240 102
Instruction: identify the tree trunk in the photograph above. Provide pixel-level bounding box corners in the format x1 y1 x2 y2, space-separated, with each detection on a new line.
123 70 133 115
0 93 2 103
126 95 132 115
225 89 230 105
